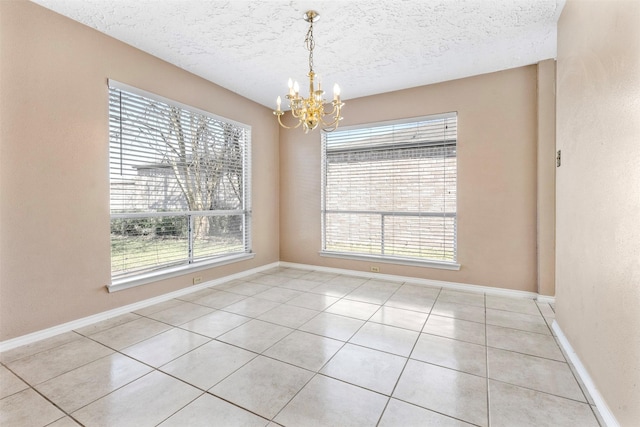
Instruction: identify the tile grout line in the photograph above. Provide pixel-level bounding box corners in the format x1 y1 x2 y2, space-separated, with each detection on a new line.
2 270 595 427
374 286 443 427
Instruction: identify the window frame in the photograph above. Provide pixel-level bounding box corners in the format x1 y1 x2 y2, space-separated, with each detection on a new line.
107 80 253 292
320 113 460 271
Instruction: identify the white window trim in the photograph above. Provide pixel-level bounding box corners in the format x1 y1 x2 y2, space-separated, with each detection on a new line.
108 80 252 288
108 252 255 292
319 251 460 270
321 113 459 267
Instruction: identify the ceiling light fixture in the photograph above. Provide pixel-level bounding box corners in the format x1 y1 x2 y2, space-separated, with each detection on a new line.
273 10 344 133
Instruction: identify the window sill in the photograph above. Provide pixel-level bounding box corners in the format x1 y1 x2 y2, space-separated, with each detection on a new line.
108 252 256 293
319 251 460 271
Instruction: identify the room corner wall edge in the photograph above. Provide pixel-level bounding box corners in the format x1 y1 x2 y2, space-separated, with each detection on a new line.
552 321 619 427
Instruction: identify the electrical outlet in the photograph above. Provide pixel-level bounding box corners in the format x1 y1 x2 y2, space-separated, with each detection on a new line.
192 276 202 285
370 266 380 273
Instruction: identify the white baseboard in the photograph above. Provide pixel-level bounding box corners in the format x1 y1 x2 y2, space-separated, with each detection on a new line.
0 261 279 353
552 321 619 427
0 260 553 352
279 261 540 299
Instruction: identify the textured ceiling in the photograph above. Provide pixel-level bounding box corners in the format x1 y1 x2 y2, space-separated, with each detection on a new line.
32 0 565 108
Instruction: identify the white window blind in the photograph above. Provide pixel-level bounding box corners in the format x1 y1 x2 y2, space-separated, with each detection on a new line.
321 113 457 264
109 81 251 280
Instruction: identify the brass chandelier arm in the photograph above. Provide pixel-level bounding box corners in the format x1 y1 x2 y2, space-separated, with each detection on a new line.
274 112 303 129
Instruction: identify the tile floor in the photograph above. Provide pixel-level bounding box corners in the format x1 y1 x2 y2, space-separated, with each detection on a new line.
0 267 604 427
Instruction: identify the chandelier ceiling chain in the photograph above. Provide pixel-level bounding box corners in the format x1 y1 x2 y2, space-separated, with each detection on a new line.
305 17 315 73
273 10 344 133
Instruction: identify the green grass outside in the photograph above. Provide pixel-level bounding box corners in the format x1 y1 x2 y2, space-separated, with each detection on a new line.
111 235 243 277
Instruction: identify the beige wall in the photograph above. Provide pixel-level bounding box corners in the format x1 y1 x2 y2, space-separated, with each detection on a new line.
0 1 280 341
280 66 540 292
556 0 640 424
537 59 557 297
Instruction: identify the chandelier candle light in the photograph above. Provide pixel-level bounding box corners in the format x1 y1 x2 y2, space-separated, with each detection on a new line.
274 10 344 133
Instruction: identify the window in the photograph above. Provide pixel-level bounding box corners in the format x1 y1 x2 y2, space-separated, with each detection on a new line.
321 113 457 268
109 81 251 285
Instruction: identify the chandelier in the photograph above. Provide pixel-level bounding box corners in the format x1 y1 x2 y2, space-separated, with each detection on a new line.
273 10 344 133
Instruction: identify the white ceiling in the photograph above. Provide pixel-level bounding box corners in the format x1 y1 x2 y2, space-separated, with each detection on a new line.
32 0 565 108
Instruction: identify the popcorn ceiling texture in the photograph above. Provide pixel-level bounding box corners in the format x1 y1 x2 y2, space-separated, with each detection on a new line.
32 0 564 107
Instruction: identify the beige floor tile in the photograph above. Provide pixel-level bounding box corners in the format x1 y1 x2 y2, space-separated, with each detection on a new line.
121 328 209 367
395 284 441 299
72 371 201 427
264 330 343 371
274 374 388 427
536 302 556 325
299 312 365 341
175 287 217 302
0 388 65 427
489 380 599 427
486 325 564 361
6 337 113 385
385 286 437 313
147 301 215 326
240 273 265 282
35 352 152 413
431 300 486 323
423 315 486 345
325 275 368 287
310 282 361 298
212 279 244 290
253 287 303 303
217 319 293 353
393 359 488 427
279 278 328 291
350 322 419 357
369 306 429 331
190 290 247 309
320 343 406 395
285 292 339 310
411 333 486 376
0 365 28 399
487 347 584 401
133 299 184 316
89 316 172 350
485 295 539 315
365 279 404 289
298 271 339 282
437 290 485 307
258 304 320 328
226 282 273 296
486 308 550 335
222 297 281 317
379 398 474 427
325 299 381 320
344 281 399 304
74 313 141 336
159 393 269 426
48 416 81 426
179 310 251 338
161 340 256 390
0 331 82 364
273 268 309 278
248 274 291 286
210 356 313 419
